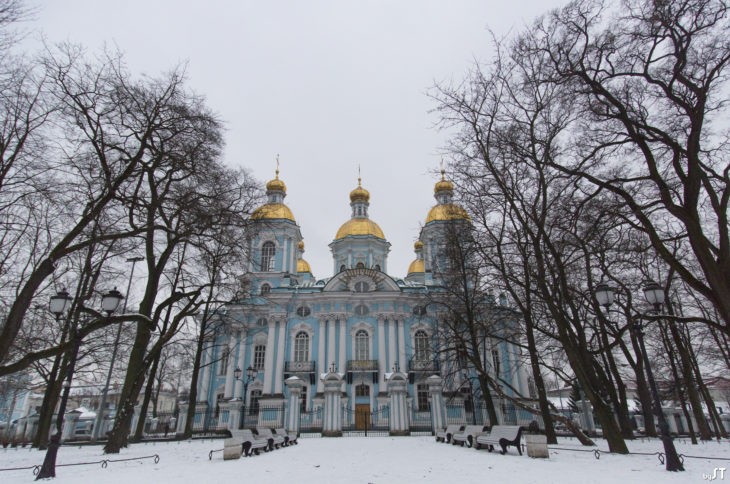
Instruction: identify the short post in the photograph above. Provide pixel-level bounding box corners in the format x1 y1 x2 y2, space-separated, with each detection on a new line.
387 371 410 436
285 377 304 436
426 375 445 434
322 370 344 437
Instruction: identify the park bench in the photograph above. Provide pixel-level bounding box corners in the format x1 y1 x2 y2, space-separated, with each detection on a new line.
230 429 271 456
475 425 523 455
274 428 298 445
452 425 489 448
435 424 464 443
256 427 285 449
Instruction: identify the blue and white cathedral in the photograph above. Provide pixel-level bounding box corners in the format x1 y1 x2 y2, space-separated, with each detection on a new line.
186 168 533 434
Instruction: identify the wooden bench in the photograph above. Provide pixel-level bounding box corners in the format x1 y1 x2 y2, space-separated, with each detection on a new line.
230 429 271 456
475 425 523 455
435 424 464 443
256 427 285 449
452 425 488 448
275 428 298 445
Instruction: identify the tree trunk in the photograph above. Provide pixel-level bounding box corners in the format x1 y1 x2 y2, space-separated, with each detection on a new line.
133 349 161 441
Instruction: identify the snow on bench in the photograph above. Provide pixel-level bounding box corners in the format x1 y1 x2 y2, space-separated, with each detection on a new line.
475 425 523 455
256 427 285 449
435 425 464 443
275 428 298 446
451 425 488 448
230 429 271 456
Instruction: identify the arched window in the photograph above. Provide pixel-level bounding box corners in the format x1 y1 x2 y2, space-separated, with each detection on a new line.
257 317 267 327
296 306 311 317
355 262 365 269
354 304 369 316
260 283 271 296
254 345 266 369
414 330 430 362
355 330 369 360
356 384 369 397
261 242 275 272
339 264 346 272
354 281 369 293
294 331 309 362
373 264 381 271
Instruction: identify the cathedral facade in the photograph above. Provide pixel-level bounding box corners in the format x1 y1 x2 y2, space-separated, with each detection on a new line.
190 169 532 432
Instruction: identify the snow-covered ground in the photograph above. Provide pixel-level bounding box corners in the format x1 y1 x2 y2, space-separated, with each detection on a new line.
1 435 728 483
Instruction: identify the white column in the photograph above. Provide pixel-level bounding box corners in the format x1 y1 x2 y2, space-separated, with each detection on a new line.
275 319 287 394
388 320 396 373
338 318 346 375
317 318 326 393
263 320 276 394
224 334 236 398
199 346 213 402
398 319 406 370
377 317 387 391
234 330 247 399
328 319 336 370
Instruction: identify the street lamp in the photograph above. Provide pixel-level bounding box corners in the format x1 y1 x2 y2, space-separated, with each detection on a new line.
36 288 123 480
236 366 258 429
91 256 142 442
594 280 684 472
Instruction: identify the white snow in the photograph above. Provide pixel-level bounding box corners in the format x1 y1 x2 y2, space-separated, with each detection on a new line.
1 435 728 483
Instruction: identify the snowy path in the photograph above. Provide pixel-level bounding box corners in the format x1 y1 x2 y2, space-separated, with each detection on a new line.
1 436 728 483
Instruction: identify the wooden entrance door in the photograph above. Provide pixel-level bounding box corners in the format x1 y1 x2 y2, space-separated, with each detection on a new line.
355 404 370 430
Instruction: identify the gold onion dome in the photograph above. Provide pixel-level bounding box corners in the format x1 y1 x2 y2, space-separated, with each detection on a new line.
297 258 312 273
251 203 296 222
414 240 424 250
297 240 305 250
434 169 454 194
335 219 385 240
407 258 425 274
266 168 286 192
349 177 370 202
425 204 470 224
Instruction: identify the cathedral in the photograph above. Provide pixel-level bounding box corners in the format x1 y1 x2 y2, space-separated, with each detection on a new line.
187 168 532 433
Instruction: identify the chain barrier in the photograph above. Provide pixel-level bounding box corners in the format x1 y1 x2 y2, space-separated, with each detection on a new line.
547 445 730 466
0 454 160 476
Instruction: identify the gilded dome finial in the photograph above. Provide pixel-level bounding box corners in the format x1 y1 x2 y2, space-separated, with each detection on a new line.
349 166 370 203
275 154 280 179
265 154 286 193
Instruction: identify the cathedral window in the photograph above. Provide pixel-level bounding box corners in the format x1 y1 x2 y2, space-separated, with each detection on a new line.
354 281 369 292
414 330 430 362
417 384 430 411
373 264 381 271
492 349 501 376
354 304 369 316
356 384 369 397
294 331 309 362
254 345 266 369
260 283 271 296
355 262 365 269
214 392 225 417
355 330 369 360
260 242 275 272
412 305 427 316
218 349 229 375
339 264 346 272
300 386 308 412
257 317 267 327
296 306 311 317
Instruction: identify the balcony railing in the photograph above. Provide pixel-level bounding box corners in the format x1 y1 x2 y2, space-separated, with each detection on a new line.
346 360 379 372
284 360 316 373
408 359 440 372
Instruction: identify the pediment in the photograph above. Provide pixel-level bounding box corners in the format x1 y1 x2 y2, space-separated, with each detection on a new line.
322 268 401 293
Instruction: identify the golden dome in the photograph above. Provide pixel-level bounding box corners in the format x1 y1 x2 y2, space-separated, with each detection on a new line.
349 177 370 202
266 170 286 193
434 168 454 194
251 203 296 222
425 204 470 224
335 218 385 240
297 240 305 250
414 240 424 250
297 258 312 273
407 258 425 274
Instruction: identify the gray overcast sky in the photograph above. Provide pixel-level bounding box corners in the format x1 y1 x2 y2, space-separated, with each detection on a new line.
25 0 567 279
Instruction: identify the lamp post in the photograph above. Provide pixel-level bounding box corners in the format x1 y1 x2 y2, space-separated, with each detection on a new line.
594 281 684 472
236 366 258 429
91 256 143 442
36 288 123 480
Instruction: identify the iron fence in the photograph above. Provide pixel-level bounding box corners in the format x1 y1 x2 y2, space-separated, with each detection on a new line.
299 407 323 433
342 405 390 433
